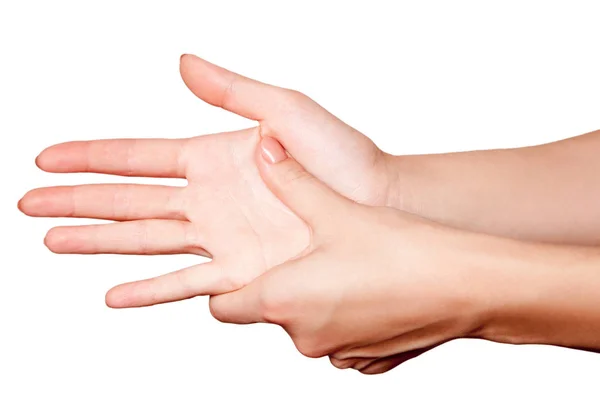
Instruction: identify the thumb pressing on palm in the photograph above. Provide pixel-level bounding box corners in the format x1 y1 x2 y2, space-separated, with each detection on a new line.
257 136 352 230
210 137 479 373
208 136 354 325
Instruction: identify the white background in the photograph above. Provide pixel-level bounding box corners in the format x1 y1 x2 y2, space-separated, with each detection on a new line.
2 1 600 399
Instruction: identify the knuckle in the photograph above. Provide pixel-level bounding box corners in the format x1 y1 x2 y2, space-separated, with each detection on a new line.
258 276 296 324
359 364 385 375
294 338 327 359
329 356 349 369
221 76 238 110
281 166 313 186
208 297 228 323
283 89 310 106
258 285 286 324
171 267 195 297
124 140 138 177
329 356 362 370
134 220 152 254
110 185 132 219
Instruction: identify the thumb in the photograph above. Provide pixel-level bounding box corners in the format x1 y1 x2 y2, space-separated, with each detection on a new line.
209 275 265 325
179 53 284 121
258 136 350 227
209 257 303 325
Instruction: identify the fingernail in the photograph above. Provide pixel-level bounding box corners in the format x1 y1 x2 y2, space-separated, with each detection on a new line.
260 136 287 164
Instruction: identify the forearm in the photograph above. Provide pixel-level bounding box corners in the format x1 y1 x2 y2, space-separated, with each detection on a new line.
385 130 600 245
470 236 600 351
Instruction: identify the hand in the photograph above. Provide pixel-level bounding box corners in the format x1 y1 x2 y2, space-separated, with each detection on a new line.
18 54 393 307
209 137 486 374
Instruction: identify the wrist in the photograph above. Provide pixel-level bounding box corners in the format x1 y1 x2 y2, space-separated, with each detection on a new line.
381 152 436 219
382 152 413 211
471 239 600 349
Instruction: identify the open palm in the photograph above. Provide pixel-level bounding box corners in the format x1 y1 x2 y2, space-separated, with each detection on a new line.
19 55 393 307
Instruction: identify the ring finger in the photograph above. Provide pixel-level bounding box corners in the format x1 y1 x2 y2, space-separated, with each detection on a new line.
44 219 208 256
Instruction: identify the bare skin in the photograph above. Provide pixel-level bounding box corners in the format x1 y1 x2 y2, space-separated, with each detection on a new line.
19 55 390 307
211 136 600 374
389 130 600 245
18 55 600 373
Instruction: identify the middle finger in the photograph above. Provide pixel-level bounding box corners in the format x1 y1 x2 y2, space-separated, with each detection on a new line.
19 184 186 221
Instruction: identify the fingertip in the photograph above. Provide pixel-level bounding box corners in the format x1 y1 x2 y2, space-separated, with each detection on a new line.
105 287 125 308
18 189 41 215
44 227 67 253
180 52 197 61
105 282 142 309
104 290 116 308
105 279 161 309
35 146 59 172
35 151 47 170
179 53 216 98
179 53 193 71
17 196 25 213
34 142 86 173
179 53 204 73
